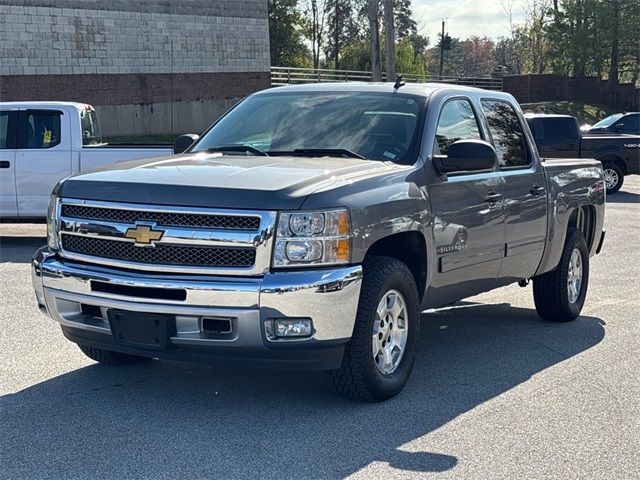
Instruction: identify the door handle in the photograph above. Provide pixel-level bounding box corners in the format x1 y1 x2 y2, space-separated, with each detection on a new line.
0 161 10 168
530 185 546 196
484 191 503 203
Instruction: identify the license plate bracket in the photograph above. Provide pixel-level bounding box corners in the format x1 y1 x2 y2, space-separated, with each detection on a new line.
107 310 175 349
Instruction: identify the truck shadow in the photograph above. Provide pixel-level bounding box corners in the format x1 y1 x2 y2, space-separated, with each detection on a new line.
1 303 605 478
0 236 45 263
606 190 640 203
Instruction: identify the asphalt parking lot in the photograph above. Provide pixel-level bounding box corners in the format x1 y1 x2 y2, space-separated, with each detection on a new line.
1 178 639 480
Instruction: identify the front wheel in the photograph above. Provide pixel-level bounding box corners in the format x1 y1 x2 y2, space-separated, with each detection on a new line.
533 227 590 322
602 163 624 194
330 256 420 402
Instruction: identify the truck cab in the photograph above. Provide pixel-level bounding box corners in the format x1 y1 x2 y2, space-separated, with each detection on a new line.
587 112 640 135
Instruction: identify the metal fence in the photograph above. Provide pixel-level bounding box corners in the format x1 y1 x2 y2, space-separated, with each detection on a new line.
271 66 503 91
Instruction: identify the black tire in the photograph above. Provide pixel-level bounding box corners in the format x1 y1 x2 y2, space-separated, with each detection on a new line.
78 344 151 365
533 227 589 322
330 256 420 402
602 163 624 194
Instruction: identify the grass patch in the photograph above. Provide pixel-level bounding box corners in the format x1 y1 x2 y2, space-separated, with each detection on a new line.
520 101 611 125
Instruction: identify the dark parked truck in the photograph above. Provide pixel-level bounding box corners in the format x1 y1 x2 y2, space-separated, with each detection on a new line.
586 112 639 135
32 84 606 401
526 113 640 194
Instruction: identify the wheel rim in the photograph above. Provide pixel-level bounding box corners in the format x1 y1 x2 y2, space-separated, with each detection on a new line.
603 168 619 190
567 248 583 304
372 289 408 375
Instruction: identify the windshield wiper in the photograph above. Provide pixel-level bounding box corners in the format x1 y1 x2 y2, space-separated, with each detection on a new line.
205 145 268 156
268 148 366 159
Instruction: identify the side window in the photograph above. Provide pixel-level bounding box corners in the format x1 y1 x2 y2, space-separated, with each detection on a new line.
481 100 529 168
25 111 62 149
530 117 574 142
434 99 482 155
618 115 639 134
80 108 103 146
0 112 10 149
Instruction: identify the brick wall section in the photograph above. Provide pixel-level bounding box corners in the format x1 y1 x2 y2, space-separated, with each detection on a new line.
0 2 269 76
0 72 271 105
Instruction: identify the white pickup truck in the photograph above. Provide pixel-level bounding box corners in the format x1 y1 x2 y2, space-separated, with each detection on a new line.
0 102 175 219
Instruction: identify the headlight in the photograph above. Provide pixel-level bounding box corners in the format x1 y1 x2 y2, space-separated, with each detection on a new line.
46 196 59 250
274 209 352 267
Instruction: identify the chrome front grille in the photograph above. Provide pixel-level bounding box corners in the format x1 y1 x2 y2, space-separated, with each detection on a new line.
61 235 256 268
56 199 277 276
61 204 261 231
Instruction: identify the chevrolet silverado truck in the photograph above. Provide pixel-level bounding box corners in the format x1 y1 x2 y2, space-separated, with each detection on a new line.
0 102 174 219
526 113 640 194
32 84 606 401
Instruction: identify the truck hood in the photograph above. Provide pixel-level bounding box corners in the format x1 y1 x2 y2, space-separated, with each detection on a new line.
56 152 392 210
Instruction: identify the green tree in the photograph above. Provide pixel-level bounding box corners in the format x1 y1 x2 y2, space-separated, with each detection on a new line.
325 0 356 69
268 0 312 67
544 0 639 80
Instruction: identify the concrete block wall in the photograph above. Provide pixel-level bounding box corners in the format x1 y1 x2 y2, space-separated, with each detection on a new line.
0 0 271 136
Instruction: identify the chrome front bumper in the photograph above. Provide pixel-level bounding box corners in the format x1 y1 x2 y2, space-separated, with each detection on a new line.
32 248 363 369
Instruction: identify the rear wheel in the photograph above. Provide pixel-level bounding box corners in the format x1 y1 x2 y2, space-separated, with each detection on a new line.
602 163 624 194
78 344 151 365
330 256 420 402
533 227 589 322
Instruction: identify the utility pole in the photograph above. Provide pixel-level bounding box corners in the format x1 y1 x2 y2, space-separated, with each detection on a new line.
334 0 339 70
383 0 395 81
368 0 382 81
438 20 445 79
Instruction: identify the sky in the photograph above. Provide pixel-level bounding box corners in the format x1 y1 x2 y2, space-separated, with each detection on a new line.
412 0 527 44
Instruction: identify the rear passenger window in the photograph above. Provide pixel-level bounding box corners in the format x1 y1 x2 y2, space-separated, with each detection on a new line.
532 117 576 141
481 100 529 168
0 112 10 149
434 99 482 155
26 111 62 149
80 108 103 146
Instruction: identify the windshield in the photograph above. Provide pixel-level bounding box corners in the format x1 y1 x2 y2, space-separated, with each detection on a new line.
192 92 425 163
590 113 623 129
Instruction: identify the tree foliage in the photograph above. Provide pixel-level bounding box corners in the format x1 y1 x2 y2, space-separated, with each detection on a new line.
268 0 311 68
269 0 639 83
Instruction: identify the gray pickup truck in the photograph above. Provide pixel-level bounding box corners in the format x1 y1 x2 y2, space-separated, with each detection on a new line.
32 83 606 401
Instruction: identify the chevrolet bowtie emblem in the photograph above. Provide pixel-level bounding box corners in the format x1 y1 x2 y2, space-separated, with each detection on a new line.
124 224 164 246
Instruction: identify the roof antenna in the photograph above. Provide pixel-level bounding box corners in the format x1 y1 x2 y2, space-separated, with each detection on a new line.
394 75 405 90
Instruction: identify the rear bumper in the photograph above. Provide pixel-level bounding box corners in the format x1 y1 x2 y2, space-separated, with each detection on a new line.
32 248 363 370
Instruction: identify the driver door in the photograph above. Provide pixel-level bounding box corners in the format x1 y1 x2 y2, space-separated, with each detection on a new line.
426 97 506 308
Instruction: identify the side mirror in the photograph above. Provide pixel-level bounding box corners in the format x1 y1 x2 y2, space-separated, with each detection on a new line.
433 139 497 174
173 134 200 154
613 123 624 132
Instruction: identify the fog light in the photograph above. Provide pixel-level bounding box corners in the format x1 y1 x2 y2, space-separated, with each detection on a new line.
272 318 313 338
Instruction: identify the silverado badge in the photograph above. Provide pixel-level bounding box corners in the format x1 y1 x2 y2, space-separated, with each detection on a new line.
124 224 164 246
